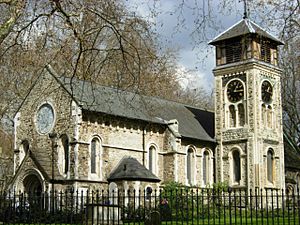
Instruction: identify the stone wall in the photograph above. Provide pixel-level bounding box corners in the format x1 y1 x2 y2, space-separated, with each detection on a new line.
214 61 285 191
13 70 216 192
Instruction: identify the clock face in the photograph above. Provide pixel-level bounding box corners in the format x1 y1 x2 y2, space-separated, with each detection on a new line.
36 103 55 134
227 80 244 103
261 81 273 103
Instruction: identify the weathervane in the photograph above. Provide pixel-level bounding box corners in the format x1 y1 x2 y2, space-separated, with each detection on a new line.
241 0 248 19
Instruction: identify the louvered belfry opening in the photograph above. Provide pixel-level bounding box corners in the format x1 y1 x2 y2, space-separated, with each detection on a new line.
225 38 242 64
215 36 278 66
211 19 283 67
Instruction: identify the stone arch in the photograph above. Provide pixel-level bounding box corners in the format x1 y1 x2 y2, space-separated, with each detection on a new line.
186 145 196 186
145 185 153 201
17 169 45 194
266 147 275 184
57 134 70 176
89 135 103 180
109 182 118 205
228 147 244 186
201 148 213 186
147 142 159 175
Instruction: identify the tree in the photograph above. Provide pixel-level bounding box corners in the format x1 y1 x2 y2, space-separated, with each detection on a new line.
0 127 13 192
281 37 300 151
0 0 185 118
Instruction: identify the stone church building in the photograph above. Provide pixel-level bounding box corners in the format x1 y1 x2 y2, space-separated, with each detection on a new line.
10 18 299 194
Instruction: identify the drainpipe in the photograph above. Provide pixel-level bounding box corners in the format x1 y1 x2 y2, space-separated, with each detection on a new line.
142 122 151 166
49 132 57 212
142 124 147 166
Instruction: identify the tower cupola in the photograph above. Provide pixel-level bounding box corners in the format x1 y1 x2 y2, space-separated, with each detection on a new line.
209 19 284 66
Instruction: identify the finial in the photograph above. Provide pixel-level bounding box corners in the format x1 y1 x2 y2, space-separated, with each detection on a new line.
243 0 248 19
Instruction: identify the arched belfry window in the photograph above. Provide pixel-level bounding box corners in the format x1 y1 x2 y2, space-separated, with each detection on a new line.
267 105 273 128
148 145 157 175
267 148 274 183
238 104 245 126
232 149 241 184
90 137 102 178
261 104 266 126
261 104 273 128
229 105 236 127
61 135 69 174
187 148 195 185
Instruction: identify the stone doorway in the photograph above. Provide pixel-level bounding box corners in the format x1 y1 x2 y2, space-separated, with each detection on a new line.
23 174 42 194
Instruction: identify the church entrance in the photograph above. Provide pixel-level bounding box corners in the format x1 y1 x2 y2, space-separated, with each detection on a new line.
23 174 42 194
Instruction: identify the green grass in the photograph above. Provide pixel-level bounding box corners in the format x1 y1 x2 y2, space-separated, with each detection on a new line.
125 216 300 225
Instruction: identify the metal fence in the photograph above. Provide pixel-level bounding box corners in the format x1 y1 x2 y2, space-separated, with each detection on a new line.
0 187 299 224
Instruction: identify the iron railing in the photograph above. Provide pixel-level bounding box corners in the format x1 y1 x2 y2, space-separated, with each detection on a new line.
0 188 299 224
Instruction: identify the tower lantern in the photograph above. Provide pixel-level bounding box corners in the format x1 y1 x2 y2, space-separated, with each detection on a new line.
209 19 284 67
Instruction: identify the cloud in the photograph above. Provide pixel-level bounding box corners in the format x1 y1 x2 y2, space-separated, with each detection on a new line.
126 0 247 93
175 64 213 92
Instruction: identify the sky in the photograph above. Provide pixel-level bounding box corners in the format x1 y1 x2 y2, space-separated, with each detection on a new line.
127 0 248 92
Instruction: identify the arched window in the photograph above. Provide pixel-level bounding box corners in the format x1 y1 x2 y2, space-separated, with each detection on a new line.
229 105 236 127
90 137 101 178
238 104 245 126
61 135 69 174
91 139 97 174
261 104 266 126
267 149 274 183
145 186 153 200
109 182 118 205
187 148 195 185
232 150 241 184
148 145 156 174
203 150 209 186
267 106 273 128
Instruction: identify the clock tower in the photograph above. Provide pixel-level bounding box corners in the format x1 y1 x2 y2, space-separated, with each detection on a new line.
209 18 285 191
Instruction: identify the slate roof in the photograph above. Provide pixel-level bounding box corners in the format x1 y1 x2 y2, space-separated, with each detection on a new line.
107 157 161 182
47 66 215 142
209 19 284 45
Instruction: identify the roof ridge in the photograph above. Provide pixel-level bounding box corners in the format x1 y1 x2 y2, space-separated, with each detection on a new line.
208 19 244 44
209 18 283 45
57 74 214 113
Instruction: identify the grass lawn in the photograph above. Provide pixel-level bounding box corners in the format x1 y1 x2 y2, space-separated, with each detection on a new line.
125 216 300 225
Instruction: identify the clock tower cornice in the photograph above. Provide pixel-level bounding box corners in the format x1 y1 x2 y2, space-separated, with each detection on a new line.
213 59 282 77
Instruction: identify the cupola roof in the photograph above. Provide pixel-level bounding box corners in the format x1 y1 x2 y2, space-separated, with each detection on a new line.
209 19 284 45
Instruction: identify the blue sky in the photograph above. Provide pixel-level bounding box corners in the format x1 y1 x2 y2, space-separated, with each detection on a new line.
127 0 247 92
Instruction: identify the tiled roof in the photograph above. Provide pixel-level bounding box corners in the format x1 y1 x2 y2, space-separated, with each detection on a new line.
209 19 284 45
107 157 161 182
50 68 215 142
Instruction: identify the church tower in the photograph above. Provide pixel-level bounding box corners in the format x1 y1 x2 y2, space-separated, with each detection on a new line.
210 18 285 191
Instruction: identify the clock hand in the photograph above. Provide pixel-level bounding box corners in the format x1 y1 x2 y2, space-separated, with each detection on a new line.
234 89 243 92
